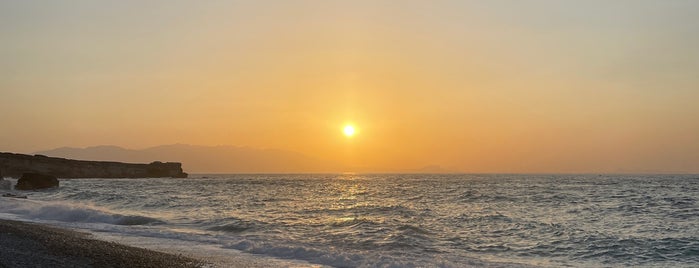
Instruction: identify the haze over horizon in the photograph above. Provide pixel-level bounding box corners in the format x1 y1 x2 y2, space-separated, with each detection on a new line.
29 144 457 173
2 1 699 173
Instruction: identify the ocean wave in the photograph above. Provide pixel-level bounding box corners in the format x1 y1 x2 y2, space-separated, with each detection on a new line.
454 212 515 224
114 215 164 225
377 224 437 251
301 204 418 217
206 217 265 233
397 224 433 235
0 198 164 226
456 191 519 203
571 235 699 264
208 223 251 233
328 217 381 228
226 238 472 268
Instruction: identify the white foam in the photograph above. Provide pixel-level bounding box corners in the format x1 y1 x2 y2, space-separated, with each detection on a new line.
0 198 516 268
0 201 322 267
93 229 465 268
91 232 325 268
0 188 526 268
0 198 162 225
223 238 529 268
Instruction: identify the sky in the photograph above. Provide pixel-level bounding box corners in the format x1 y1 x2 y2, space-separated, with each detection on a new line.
1 0 698 173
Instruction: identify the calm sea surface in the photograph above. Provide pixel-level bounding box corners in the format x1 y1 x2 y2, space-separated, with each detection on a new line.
1 174 698 267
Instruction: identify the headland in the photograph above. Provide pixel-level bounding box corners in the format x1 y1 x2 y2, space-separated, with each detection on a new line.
0 152 187 178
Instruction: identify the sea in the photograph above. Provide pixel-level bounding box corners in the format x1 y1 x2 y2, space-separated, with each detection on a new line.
1 174 698 267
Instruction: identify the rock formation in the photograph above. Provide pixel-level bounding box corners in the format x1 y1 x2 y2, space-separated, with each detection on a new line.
15 173 59 190
0 179 10 191
0 170 9 190
0 152 187 178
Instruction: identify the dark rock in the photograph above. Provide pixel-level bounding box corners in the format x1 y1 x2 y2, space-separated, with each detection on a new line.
0 152 187 178
0 178 9 190
15 173 59 190
0 170 8 190
146 161 188 178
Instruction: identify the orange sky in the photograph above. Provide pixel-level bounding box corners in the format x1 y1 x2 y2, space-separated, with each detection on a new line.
1 1 698 173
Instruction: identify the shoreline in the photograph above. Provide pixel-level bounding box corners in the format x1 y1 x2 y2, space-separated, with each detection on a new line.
0 219 205 268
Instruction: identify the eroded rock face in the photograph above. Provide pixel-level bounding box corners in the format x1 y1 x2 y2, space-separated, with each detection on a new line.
15 173 59 190
0 153 187 178
0 170 11 190
0 179 10 190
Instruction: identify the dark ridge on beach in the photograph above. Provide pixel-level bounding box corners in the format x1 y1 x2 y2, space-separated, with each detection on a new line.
0 220 204 268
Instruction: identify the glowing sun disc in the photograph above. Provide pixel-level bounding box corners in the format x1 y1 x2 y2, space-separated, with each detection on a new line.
343 125 356 137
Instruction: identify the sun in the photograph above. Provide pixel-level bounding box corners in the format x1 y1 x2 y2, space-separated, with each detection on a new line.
343 125 356 137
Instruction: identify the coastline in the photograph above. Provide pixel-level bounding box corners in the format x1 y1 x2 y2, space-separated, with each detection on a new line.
0 219 204 268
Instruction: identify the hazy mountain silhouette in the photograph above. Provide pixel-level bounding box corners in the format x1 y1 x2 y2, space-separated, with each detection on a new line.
36 144 343 173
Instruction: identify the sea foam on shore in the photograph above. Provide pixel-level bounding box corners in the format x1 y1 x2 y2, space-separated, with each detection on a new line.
0 197 324 268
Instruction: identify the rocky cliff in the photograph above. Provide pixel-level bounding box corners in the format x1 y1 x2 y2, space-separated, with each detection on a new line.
0 152 187 178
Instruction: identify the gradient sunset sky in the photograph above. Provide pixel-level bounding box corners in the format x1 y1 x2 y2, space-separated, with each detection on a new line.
2 1 698 173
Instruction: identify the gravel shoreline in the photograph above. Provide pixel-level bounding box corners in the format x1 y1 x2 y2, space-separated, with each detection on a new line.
0 219 206 268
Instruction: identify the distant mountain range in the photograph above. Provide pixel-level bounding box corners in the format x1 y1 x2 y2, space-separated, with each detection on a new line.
35 144 343 173
35 144 460 174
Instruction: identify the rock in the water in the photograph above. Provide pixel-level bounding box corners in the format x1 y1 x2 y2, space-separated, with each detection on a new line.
15 173 59 190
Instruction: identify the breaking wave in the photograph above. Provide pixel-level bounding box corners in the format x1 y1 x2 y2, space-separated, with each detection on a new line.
0 198 164 226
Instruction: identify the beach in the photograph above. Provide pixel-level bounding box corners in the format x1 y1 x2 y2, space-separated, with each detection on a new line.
0 219 203 268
